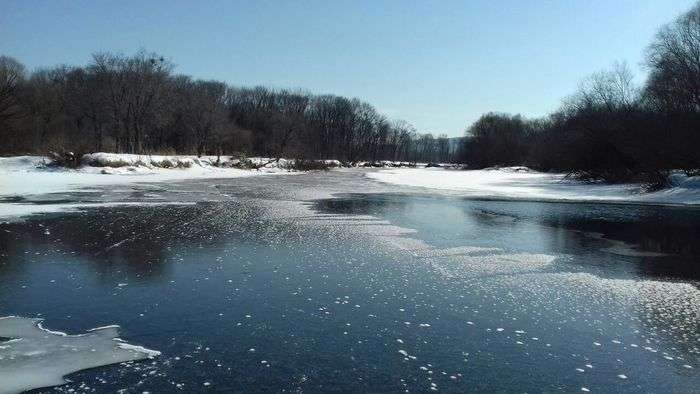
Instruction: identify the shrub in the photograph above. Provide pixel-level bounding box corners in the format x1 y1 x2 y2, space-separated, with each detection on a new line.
231 158 257 169
100 159 131 168
284 159 331 171
570 168 671 191
47 150 84 169
155 159 174 168
638 171 672 192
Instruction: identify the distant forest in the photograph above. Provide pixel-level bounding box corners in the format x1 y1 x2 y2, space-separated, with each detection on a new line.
1 2 699 183
0 53 456 163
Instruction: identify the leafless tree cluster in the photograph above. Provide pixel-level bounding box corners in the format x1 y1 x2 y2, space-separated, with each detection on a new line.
461 3 700 185
0 56 25 139
0 51 458 163
645 3 700 113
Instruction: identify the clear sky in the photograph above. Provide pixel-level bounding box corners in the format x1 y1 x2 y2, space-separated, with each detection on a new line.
1 0 697 136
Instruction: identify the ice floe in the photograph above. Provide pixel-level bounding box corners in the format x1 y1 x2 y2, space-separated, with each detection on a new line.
0 316 160 394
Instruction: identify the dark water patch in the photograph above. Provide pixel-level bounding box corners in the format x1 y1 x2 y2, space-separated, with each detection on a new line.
0 196 26 203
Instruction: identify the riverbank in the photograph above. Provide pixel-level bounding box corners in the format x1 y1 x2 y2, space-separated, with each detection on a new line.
2 155 699 221
368 167 700 205
0 155 290 218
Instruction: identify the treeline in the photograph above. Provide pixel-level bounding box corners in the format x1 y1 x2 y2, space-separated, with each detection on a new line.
461 3 700 185
0 52 458 163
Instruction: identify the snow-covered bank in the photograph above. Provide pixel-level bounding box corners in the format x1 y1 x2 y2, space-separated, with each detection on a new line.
368 167 700 205
1 154 289 196
80 152 303 170
0 154 289 219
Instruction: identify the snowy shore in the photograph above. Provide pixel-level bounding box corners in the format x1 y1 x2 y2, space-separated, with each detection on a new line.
368 167 700 205
0 154 289 218
2 154 699 220
1 154 289 195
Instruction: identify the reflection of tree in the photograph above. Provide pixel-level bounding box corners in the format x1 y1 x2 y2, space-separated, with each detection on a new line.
555 204 699 256
0 222 33 281
546 214 699 280
467 208 518 226
0 210 169 282
460 199 700 280
0 202 271 283
313 194 403 216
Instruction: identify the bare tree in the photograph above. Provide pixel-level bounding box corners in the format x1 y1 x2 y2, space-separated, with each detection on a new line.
645 3 700 112
0 56 26 143
90 51 172 153
436 134 451 163
565 62 637 113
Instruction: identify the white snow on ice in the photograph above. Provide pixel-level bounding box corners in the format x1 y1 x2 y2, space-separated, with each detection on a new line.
367 167 700 205
0 154 289 218
0 316 160 394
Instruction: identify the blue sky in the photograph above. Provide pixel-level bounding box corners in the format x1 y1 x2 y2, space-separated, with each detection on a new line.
1 0 696 136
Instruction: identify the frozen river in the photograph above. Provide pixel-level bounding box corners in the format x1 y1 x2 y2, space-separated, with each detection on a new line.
1 169 698 392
